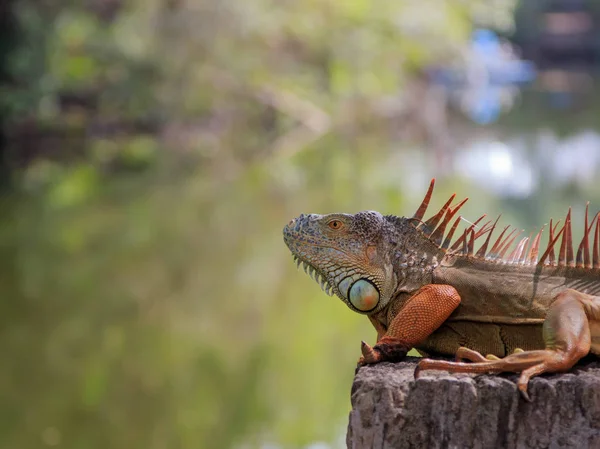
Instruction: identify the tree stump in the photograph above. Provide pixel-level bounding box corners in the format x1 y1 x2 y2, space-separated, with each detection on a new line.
347 357 600 449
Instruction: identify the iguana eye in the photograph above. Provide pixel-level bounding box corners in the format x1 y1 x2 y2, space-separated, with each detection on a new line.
349 279 380 312
328 219 344 230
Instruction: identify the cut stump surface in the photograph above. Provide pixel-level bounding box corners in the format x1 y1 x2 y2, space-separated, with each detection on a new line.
347 357 600 449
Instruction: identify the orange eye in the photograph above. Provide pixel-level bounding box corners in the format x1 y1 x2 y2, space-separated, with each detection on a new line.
328 220 343 230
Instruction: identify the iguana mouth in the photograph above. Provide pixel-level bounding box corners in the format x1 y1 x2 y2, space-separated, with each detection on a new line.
284 217 337 296
290 254 334 296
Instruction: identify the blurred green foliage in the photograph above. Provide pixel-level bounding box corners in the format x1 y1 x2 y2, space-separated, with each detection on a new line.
0 1 523 448
7 0 516 170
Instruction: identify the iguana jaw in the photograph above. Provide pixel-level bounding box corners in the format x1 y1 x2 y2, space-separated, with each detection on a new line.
289 252 335 296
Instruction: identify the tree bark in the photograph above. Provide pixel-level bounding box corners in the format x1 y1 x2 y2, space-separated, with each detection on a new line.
347 357 600 449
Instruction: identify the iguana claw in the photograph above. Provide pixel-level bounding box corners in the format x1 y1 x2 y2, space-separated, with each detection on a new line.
413 364 422 379
359 340 380 364
518 385 532 402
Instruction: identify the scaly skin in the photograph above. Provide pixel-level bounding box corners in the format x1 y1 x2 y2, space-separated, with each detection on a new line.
283 180 600 400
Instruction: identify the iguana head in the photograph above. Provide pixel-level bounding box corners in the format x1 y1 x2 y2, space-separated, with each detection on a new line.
283 211 399 313
283 210 453 314
283 180 469 314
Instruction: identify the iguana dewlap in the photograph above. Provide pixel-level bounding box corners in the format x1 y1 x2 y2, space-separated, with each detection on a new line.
283 179 600 400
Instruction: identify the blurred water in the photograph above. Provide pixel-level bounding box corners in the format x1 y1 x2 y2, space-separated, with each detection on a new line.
456 129 600 197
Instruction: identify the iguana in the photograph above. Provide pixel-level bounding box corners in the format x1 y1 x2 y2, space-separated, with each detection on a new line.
283 179 600 400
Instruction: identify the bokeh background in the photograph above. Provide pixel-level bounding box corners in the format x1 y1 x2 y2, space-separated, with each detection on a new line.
2 1 600 448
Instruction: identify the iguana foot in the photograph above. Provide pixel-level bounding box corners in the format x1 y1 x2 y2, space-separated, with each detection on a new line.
357 337 409 366
454 346 526 362
417 350 576 402
415 350 559 401
454 346 488 362
484 348 523 361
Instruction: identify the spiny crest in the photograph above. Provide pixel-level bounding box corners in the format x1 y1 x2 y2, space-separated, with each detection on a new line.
411 179 600 270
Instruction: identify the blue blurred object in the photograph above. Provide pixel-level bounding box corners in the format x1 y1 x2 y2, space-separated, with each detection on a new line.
430 29 537 124
471 29 537 85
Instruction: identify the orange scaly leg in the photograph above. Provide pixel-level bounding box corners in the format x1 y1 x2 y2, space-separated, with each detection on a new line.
358 284 461 365
415 289 596 401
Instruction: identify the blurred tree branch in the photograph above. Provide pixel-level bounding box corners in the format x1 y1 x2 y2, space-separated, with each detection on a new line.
257 86 331 158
